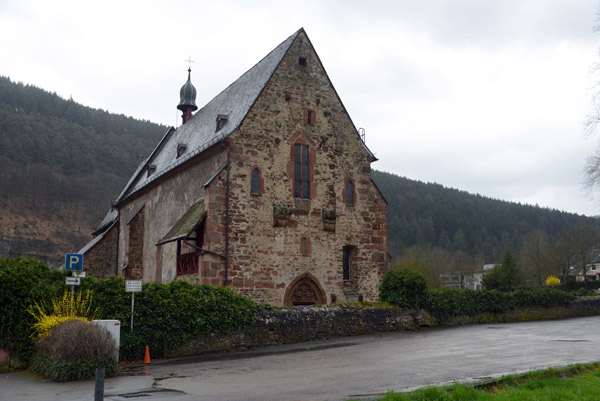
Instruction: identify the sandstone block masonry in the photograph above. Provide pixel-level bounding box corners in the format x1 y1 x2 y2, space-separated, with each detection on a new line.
217 32 390 305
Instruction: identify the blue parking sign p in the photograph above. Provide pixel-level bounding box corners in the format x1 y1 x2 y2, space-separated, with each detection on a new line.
65 253 83 271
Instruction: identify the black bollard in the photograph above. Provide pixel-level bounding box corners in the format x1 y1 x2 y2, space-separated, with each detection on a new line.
94 367 105 401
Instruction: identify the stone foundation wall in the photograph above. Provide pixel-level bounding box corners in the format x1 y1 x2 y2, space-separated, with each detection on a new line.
167 297 600 358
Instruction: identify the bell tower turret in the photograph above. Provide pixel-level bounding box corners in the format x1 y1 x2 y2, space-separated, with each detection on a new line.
177 67 198 125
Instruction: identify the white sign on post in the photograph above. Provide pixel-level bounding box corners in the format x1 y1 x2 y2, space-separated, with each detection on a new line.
65 277 81 286
125 280 142 331
125 280 142 293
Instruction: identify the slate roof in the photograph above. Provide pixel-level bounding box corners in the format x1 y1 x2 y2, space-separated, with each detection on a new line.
80 219 117 254
92 208 119 235
114 29 303 205
157 198 206 245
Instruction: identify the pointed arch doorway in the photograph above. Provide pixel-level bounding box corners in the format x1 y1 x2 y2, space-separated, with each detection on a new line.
283 273 326 306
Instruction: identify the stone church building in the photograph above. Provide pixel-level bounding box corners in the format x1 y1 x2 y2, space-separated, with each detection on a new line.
80 28 390 306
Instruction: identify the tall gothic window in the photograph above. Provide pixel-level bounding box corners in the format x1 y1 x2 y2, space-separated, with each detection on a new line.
251 168 260 196
345 180 355 205
343 246 352 281
294 144 310 199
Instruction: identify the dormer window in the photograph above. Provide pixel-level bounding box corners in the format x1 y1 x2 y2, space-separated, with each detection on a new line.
147 164 157 177
177 143 187 158
216 114 228 131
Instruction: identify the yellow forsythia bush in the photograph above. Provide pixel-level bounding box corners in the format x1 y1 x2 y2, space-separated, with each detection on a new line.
32 315 89 340
546 275 560 286
28 290 98 340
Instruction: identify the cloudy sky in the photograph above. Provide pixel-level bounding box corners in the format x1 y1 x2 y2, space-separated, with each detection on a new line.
2 0 600 216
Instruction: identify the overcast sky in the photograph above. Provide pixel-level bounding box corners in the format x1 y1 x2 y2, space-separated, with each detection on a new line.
2 0 600 216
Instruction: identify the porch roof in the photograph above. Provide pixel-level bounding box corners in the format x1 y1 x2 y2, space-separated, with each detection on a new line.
157 199 206 245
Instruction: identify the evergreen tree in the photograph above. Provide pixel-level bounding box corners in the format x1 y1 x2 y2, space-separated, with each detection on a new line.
482 248 521 292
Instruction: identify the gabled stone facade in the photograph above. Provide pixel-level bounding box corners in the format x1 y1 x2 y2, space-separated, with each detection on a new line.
81 29 390 306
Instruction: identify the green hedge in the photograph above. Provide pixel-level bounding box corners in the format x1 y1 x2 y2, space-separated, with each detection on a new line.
0 258 67 362
379 268 428 309
427 287 576 323
81 277 262 361
1 257 262 363
553 281 600 292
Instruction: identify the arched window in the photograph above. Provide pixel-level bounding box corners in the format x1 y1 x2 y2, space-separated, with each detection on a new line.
345 180 354 205
251 168 260 196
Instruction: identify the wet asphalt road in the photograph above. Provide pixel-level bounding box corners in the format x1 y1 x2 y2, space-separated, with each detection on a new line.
3 316 600 401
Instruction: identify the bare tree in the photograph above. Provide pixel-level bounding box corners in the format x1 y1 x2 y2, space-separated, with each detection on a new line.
551 230 577 283
570 223 600 288
585 11 600 193
519 230 552 287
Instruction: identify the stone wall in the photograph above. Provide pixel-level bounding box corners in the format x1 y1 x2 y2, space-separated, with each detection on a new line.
126 208 144 279
167 297 600 358
85 224 118 279
220 30 390 305
115 148 226 283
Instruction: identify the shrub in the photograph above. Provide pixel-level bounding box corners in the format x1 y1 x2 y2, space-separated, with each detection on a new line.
554 280 600 293
29 355 119 382
30 319 120 382
546 275 560 286
31 315 89 341
82 278 262 360
28 290 98 340
573 288 597 297
1 257 263 363
37 320 117 361
0 257 66 362
427 289 511 322
379 268 428 309
426 287 575 323
527 287 575 307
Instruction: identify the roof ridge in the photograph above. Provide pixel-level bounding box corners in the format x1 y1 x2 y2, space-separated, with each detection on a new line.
203 29 302 105
114 29 303 206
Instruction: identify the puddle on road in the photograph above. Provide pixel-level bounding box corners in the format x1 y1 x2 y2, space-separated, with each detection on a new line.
120 364 153 377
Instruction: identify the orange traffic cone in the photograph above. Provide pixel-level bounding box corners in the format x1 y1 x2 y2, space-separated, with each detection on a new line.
144 346 151 364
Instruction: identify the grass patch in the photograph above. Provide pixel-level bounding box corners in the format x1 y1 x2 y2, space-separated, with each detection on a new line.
351 363 600 401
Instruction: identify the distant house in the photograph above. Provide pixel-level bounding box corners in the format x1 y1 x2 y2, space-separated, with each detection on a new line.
574 253 600 282
440 263 501 291
79 28 391 306
440 272 483 291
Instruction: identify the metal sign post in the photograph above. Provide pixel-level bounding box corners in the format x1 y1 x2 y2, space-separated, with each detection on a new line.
125 280 142 331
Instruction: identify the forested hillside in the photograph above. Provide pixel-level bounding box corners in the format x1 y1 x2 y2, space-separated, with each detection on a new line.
372 170 600 262
1 75 598 272
0 76 167 265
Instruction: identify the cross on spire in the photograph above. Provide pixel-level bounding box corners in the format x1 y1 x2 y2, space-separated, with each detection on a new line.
185 57 194 70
